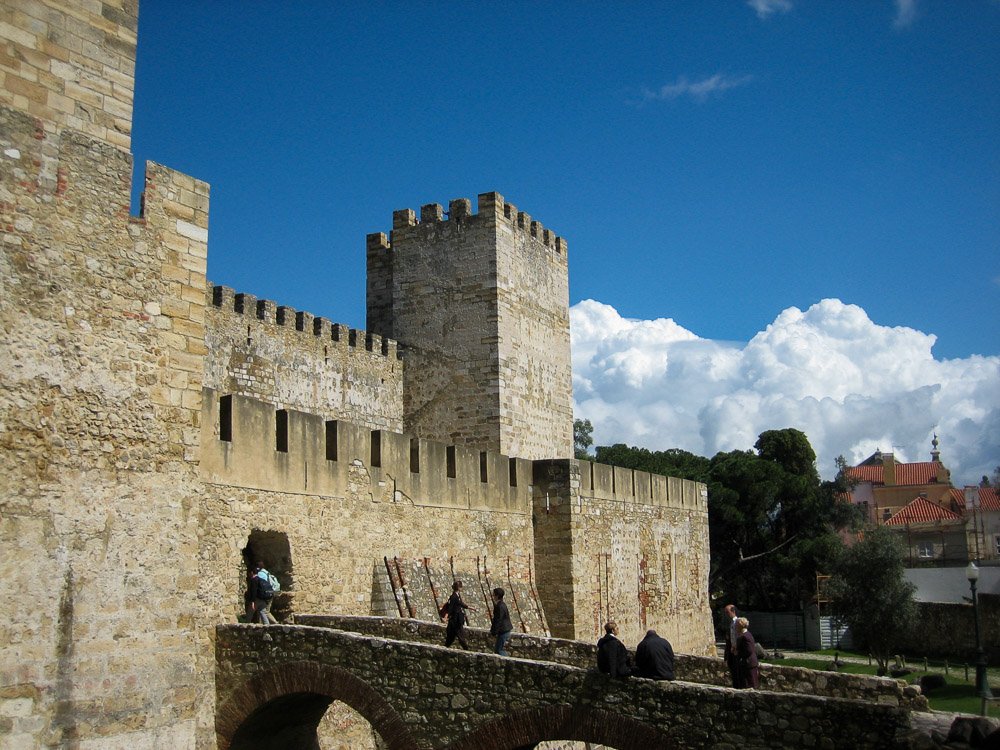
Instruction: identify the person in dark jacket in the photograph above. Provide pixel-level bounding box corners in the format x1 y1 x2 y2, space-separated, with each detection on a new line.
735 617 760 689
596 621 632 678
490 587 514 656
442 580 475 649
635 629 674 680
247 561 274 625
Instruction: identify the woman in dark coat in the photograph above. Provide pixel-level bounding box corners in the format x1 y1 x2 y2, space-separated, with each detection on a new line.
735 617 760 689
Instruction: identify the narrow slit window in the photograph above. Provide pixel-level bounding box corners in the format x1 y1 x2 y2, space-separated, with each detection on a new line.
410 438 419 474
480 452 488 483
371 431 382 468
219 395 232 442
509 458 517 487
446 446 456 478
275 409 288 453
325 420 338 461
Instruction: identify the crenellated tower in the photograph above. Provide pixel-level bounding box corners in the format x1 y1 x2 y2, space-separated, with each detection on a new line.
367 192 573 461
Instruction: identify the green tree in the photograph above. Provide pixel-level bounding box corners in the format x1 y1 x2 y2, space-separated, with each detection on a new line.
707 429 858 610
827 525 916 676
573 419 594 460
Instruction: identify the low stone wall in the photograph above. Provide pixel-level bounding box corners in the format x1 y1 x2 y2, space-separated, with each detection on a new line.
294 614 927 711
218 623 911 750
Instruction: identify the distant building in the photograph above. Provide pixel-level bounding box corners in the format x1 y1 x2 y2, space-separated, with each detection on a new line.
843 437 999 565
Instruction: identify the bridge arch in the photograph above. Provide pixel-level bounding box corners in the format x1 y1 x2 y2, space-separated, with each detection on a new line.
215 660 420 750
445 704 671 750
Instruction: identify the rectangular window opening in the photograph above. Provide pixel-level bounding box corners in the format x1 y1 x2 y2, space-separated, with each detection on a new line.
371 430 382 468
325 420 338 461
275 409 288 453
410 438 420 474
508 458 517 487
446 446 456 479
480 452 488 483
219 395 233 442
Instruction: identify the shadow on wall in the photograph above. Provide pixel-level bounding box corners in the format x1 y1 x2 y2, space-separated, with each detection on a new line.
242 530 293 622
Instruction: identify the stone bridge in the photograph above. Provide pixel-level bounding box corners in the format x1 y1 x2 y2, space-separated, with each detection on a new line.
215 620 917 750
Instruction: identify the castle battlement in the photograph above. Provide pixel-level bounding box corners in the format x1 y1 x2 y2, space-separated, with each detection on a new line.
579 459 707 512
200 389 531 513
387 192 567 256
210 284 399 359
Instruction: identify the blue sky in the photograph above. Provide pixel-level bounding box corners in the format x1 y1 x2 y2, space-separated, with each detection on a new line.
131 1 999 482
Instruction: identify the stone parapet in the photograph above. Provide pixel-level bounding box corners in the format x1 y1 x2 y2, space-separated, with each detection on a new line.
200 389 532 513
295 614 927 712
216 623 912 750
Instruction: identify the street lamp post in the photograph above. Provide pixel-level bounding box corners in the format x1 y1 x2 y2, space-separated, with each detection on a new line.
965 562 991 711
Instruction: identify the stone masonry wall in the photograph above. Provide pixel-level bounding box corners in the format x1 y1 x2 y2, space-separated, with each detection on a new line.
205 285 403 432
533 459 715 657
367 192 572 461
491 192 573 461
295 615 928 712
216 624 911 750
0 0 135 151
197 388 538 627
1 102 207 750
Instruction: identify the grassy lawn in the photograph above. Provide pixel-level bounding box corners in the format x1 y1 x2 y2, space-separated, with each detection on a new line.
770 651 999 718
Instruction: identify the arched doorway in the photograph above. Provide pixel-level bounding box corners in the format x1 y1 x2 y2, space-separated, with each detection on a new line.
242 529 293 622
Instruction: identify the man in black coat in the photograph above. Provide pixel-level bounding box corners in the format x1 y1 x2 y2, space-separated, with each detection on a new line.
596 621 632 678
490 587 514 656
635 629 674 680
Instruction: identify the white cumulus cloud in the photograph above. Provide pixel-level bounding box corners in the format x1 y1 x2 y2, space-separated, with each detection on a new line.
571 298 1000 486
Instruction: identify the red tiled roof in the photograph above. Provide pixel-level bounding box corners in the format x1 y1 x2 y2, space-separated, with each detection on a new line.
885 496 962 526
948 486 1000 512
846 461 942 486
848 465 884 483
983 486 1000 511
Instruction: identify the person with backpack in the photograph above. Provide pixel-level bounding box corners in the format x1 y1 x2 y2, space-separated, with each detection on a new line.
248 560 276 625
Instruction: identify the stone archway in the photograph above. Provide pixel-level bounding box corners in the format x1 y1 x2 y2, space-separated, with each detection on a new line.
216 661 420 750
242 529 293 622
443 705 669 750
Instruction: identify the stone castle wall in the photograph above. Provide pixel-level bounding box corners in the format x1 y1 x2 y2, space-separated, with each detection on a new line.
205 285 403 432
1 89 208 750
367 193 572 461
533 459 713 656
0 0 135 151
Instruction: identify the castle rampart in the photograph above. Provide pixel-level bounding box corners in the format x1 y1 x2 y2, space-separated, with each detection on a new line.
205 285 404 433
200 388 532 513
533 459 713 656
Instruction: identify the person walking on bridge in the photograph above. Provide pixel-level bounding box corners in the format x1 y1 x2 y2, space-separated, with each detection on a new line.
442 580 475 650
490 587 514 656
